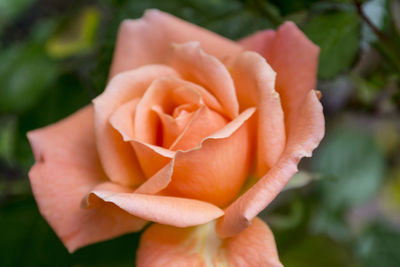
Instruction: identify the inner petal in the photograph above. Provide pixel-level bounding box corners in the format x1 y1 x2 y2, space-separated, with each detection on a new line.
134 76 227 151
152 104 197 148
170 105 228 151
134 77 203 146
109 98 140 141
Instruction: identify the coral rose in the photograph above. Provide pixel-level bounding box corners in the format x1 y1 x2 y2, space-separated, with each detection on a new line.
27 9 324 266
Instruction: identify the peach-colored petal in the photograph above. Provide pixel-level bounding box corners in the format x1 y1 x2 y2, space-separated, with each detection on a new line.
109 98 140 141
153 105 196 148
81 181 135 209
87 190 224 227
27 106 146 252
109 9 242 78
130 140 173 179
133 77 201 146
136 217 282 267
217 90 324 237
231 51 285 176
239 30 276 58
168 42 239 119
170 105 228 151
133 108 253 200
225 218 283 267
93 65 178 186
165 108 255 207
240 22 319 135
134 159 175 195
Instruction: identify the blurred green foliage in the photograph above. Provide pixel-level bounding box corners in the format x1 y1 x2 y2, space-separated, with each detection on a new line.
304 11 361 78
313 126 384 208
0 197 140 266
1 0 400 266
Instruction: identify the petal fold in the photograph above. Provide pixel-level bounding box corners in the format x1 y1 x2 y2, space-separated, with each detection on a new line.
87 190 224 227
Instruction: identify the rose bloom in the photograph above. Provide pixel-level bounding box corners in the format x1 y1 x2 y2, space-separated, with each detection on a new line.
28 10 324 266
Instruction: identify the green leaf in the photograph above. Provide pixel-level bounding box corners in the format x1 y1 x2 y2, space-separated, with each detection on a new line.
0 116 17 163
0 197 141 267
379 168 400 223
280 235 356 267
13 72 92 171
283 171 322 191
0 44 57 113
269 0 318 15
304 11 361 79
46 7 100 58
312 126 385 208
0 0 35 33
350 73 381 105
267 199 305 230
356 223 400 267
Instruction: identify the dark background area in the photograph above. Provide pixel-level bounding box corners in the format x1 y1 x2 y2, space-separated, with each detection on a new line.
0 0 399 266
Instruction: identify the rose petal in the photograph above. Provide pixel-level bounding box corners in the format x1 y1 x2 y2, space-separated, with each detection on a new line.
109 98 140 141
240 22 319 135
153 105 196 148
164 108 256 207
231 51 285 176
130 140 173 178
28 106 146 252
136 217 282 267
217 90 324 237
239 30 276 58
86 190 224 227
170 105 228 151
133 77 202 146
93 65 178 186
134 159 175 195
81 181 135 209
168 42 239 119
132 107 254 202
109 9 242 78
131 76 229 177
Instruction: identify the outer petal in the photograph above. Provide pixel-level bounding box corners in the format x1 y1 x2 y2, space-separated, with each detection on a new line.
168 42 239 119
239 22 319 135
217 90 324 237
136 218 282 267
93 65 178 186
239 30 276 57
231 51 285 175
109 9 242 78
27 106 146 252
86 190 224 228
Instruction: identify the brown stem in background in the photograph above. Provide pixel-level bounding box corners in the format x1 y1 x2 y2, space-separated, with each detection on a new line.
352 0 390 42
391 0 400 37
353 0 400 73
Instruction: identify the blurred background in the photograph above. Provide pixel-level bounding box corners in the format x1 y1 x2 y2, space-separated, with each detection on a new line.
0 0 399 266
